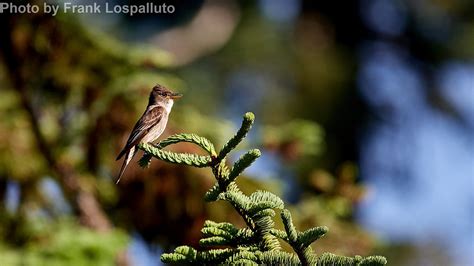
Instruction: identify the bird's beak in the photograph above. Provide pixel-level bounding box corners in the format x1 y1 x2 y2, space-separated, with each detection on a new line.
170 92 183 99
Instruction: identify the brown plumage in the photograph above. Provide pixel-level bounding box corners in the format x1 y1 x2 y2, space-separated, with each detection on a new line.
116 85 182 184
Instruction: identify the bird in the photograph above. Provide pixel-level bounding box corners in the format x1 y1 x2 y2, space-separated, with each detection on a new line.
115 84 182 184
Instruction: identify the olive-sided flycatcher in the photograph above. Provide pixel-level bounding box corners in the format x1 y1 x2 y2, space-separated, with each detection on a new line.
116 85 182 184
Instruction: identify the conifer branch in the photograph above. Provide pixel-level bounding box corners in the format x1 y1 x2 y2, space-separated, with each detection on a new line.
299 226 328 248
228 149 260 184
203 183 221 202
217 112 255 161
136 112 387 266
316 253 388 266
138 143 212 167
156 133 216 156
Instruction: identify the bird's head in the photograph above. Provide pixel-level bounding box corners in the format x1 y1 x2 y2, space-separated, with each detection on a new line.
149 84 182 105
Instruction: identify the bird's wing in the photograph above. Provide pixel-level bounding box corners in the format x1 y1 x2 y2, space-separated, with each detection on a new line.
116 106 165 160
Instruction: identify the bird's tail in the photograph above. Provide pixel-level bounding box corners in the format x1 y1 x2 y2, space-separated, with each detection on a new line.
116 146 136 184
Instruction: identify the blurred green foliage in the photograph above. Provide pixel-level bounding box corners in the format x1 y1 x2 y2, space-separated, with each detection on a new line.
0 218 127 265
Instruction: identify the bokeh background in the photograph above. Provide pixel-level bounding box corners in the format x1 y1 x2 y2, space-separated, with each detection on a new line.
0 0 473 265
